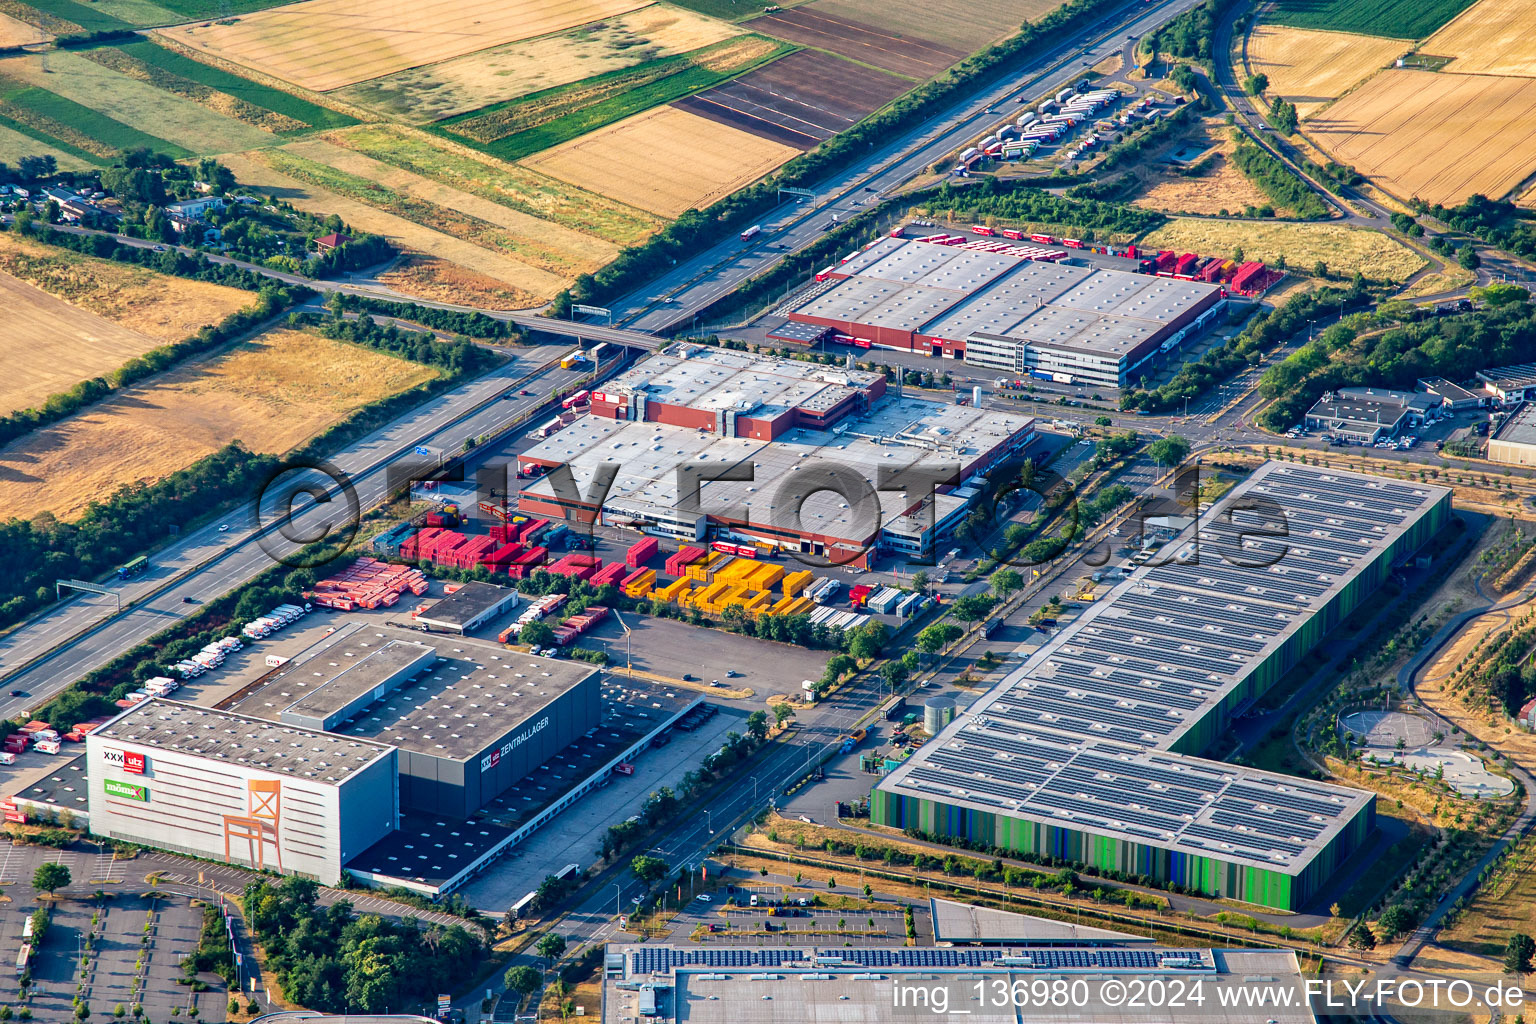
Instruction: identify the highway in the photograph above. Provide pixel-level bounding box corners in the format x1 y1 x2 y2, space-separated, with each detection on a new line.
0 346 597 714
613 0 1210 333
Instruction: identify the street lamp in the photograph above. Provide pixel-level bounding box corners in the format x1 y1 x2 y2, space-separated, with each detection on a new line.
612 883 621 916
707 809 714 835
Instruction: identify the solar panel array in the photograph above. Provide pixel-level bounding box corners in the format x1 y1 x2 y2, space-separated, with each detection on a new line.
881 464 1447 871
630 948 806 974
630 947 1217 976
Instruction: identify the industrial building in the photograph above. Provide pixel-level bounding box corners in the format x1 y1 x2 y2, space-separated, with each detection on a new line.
1476 363 1536 404
86 701 398 885
226 622 601 819
782 237 1225 388
874 463 1451 910
1301 386 1437 443
1488 403 1536 467
604 942 1316 1023
928 897 1150 945
412 581 521 634
517 349 1035 564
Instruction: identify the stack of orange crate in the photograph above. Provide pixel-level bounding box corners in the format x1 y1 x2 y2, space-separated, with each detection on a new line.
307 558 430 610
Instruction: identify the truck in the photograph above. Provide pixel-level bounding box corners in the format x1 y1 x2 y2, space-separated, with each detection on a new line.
972 224 996 236
1029 233 1056 244
1052 372 1075 384
117 556 149 580
1000 228 1025 241
740 224 762 242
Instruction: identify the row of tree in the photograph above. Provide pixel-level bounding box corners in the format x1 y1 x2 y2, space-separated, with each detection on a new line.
917 177 1166 238
1229 139 1329 219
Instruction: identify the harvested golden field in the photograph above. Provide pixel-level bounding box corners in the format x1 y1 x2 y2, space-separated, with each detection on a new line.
321 124 662 246
164 0 653 92
1424 0 1536 78
276 136 608 280
1138 217 1428 282
0 0 71 37
809 0 1057 51
1304 69 1536 205
336 4 744 122
521 104 797 216
0 329 437 521
377 256 539 310
0 231 253 341
0 122 92 170
1246 25 1407 118
219 148 561 305
0 10 47 46
1133 139 1278 216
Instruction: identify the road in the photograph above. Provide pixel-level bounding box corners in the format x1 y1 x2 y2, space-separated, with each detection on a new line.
0 346 599 710
611 0 1213 333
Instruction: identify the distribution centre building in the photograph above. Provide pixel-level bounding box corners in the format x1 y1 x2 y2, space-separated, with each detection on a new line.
516 348 1035 564
225 622 602 819
85 700 398 885
873 463 1452 910
412 581 521 634
783 236 1225 388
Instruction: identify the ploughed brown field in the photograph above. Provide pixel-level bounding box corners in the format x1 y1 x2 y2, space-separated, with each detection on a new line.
673 48 908 149
747 7 963 78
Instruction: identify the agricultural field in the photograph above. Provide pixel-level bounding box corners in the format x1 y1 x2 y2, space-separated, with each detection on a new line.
0 120 92 168
0 50 273 154
1302 69 1536 206
0 328 438 521
18 0 188 29
1137 217 1428 281
521 103 798 216
0 231 254 415
162 0 654 92
0 65 189 160
217 148 577 304
1132 138 1280 216
1246 25 1408 117
273 136 610 282
319 124 662 246
673 47 907 149
437 34 786 161
377 255 539 310
1422 0 1536 78
334 4 746 122
810 0 1055 50
1264 0 1478 39
747 7 963 78
0 10 48 45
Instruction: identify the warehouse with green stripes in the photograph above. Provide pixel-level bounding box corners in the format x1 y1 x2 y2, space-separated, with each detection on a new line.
873 462 1452 910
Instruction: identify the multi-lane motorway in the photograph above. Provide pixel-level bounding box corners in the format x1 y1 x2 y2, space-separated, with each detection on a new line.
0 346 595 716
614 0 1210 332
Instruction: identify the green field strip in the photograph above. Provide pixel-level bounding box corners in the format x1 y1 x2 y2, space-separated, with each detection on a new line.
115 39 358 131
665 0 814 21
17 0 134 31
20 49 272 154
1265 0 1479 40
436 38 795 162
0 112 104 166
0 79 188 158
150 0 302 16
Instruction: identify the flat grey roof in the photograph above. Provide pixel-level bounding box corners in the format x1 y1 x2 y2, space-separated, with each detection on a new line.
595 347 879 416
613 944 1314 1024
929 898 1151 945
792 238 1219 358
92 698 394 785
415 581 518 628
1418 377 1483 402
519 395 1033 546
1478 363 1536 390
278 639 436 726
224 623 598 762
1493 402 1536 446
879 463 1448 873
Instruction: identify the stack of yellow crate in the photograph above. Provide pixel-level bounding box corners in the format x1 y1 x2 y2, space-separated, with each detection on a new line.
782 570 814 597
655 578 691 603
622 568 656 598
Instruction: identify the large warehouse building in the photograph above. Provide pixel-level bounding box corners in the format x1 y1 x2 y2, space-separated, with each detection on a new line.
516 349 1035 564
226 622 602 819
783 237 1225 388
86 701 398 885
874 463 1452 910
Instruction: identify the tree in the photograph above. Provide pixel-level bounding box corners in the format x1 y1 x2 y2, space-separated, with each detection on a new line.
1313 260 1328 278
1271 98 1297 134
505 964 541 996
1170 64 1196 94
951 594 997 626
916 623 962 653
1470 283 1530 306
881 661 909 690
910 570 930 594
1505 933 1535 975
631 855 669 886
746 710 768 742
1459 245 1482 270
33 863 69 897
847 622 889 661
1243 72 1268 95
773 702 795 728
1347 924 1377 950
1095 416 1112 426
1375 904 1416 940
518 621 556 648
1146 435 1192 467
989 568 1023 598
535 932 567 966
